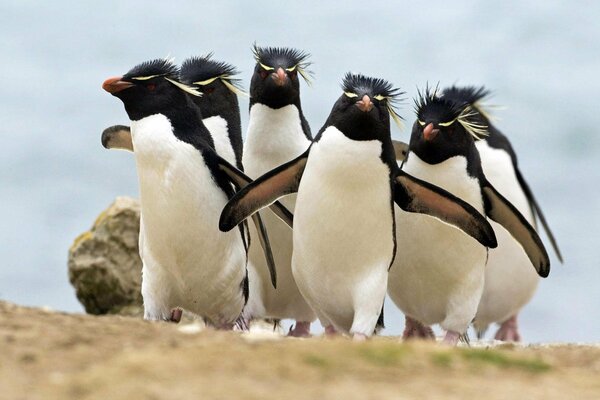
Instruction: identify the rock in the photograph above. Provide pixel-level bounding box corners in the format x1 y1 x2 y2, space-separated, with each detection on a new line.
68 197 143 315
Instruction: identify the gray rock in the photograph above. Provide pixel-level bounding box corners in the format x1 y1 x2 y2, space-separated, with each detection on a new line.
68 197 143 315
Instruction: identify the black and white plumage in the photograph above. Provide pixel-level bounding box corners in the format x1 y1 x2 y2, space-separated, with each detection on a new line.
220 73 497 340
442 85 562 340
180 54 245 169
388 87 550 344
101 59 290 326
101 55 290 293
242 45 315 336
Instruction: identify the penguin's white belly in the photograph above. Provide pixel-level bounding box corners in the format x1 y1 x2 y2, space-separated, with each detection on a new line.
203 116 237 166
132 114 246 324
474 141 539 330
390 154 487 333
242 104 314 321
292 127 393 335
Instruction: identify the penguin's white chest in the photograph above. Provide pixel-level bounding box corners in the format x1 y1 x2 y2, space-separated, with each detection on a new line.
243 104 311 178
241 103 313 321
389 153 487 332
292 127 393 333
130 114 245 321
203 115 237 166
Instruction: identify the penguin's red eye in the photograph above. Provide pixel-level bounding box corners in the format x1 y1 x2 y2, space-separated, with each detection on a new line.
146 83 156 91
259 70 269 79
288 70 297 79
204 87 215 94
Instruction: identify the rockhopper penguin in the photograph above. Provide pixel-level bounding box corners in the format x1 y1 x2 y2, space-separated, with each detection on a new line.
101 59 289 327
442 85 562 341
242 44 315 336
101 56 288 305
388 87 550 344
219 74 497 340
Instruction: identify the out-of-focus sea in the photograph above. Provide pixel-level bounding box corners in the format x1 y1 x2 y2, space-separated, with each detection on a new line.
0 1 598 342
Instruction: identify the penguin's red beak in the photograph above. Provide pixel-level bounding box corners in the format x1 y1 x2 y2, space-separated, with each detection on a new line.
102 76 134 94
356 95 373 112
423 123 439 141
272 68 288 86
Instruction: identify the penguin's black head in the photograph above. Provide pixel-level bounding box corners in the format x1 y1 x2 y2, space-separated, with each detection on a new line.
324 73 403 141
102 58 202 121
249 44 312 109
180 54 244 119
409 86 488 162
442 85 492 133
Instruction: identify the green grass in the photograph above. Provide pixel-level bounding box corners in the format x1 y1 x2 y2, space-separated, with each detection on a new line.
460 349 551 373
303 354 331 369
357 344 409 367
431 351 453 368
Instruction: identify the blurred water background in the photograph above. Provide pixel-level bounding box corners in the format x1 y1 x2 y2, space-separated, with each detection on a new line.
0 0 598 342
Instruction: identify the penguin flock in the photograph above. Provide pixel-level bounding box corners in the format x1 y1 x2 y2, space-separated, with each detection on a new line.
101 45 561 344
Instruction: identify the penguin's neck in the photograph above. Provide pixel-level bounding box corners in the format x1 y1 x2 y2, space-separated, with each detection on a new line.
403 153 484 212
244 103 312 169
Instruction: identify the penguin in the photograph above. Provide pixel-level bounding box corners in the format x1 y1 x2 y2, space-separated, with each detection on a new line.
101 58 291 326
100 55 287 293
179 54 245 169
242 44 315 336
388 87 550 345
219 73 498 341
441 85 562 341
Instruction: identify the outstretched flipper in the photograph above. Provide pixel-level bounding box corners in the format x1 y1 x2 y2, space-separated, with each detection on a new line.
101 125 133 151
215 155 297 289
514 167 563 263
216 156 294 228
481 180 550 277
219 149 310 232
392 140 409 161
394 170 497 248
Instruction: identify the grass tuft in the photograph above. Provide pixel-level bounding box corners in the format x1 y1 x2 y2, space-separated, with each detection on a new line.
461 349 551 373
358 344 408 367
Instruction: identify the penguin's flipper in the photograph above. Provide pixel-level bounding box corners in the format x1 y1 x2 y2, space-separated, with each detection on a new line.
514 167 563 262
216 156 294 228
101 125 133 151
392 140 409 161
219 149 310 232
394 170 497 248
481 180 550 277
251 212 277 289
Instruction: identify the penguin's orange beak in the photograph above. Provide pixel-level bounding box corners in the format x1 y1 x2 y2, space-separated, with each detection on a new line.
272 68 288 86
423 123 439 141
102 76 134 94
356 95 373 112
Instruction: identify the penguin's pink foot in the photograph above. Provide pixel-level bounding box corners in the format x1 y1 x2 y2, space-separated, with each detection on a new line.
324 325 337 337
352 333 368 342
288 321 311 337
402 316 435 340
442 330 461 345
169 308 182 323
494 315 521 342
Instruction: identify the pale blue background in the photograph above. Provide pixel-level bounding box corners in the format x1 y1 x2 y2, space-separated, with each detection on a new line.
0 1 597 342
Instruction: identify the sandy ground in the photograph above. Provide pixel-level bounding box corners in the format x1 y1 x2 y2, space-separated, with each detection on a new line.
1 301 599 400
